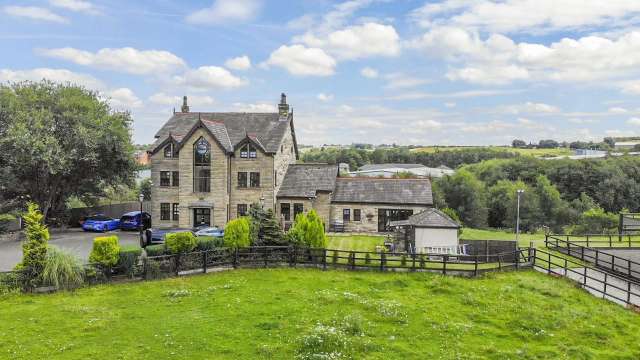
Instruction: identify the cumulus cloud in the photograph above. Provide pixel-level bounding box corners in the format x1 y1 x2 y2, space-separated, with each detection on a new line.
49 0 99 15
104 88 142 109
627 117 640 126
264 45 336 76
149 93 215 107
0 68 104 89
224 55 251 71
3 6 68 23
384 73 430 89
360 67 378 78
186 0 261 25
232 102 277 112
317 93 334 102
38 47 186 75
173 66 248 90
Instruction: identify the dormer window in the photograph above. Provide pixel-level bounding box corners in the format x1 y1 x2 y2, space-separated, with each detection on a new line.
164 143 174 158
240 143 257 159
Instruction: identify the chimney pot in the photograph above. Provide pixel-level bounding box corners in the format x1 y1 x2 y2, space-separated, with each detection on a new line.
181 96 190 113
278 92 289 118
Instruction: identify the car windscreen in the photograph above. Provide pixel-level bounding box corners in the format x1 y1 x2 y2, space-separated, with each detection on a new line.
120 216 136 221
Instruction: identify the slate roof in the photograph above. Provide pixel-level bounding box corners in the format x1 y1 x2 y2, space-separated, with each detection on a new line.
277 164 338 198
390 208 460 228
150 112 294 155
331 178 433 205
359 163 426 171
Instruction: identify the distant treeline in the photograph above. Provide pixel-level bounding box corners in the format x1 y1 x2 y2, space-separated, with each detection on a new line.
301 147 518 170
435 156 640 234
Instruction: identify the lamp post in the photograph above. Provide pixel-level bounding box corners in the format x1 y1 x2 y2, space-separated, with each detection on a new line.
259 196 265 209
516 189 524 244
138 193 145 248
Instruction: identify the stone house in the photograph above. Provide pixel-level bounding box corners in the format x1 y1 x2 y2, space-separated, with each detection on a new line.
149 94 433 232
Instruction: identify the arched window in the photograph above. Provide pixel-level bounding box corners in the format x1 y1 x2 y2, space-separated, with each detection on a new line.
240 143 257 158
193 137 211 192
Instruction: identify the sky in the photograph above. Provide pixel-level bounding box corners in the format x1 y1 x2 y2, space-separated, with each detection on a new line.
2 0 640 146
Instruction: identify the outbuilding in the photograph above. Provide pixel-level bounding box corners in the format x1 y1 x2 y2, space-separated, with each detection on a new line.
390 208 461 254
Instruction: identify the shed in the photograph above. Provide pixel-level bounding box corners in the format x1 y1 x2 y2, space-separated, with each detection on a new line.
390 208 461 254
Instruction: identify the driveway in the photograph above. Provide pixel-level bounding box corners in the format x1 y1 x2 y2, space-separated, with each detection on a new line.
0 228 141 271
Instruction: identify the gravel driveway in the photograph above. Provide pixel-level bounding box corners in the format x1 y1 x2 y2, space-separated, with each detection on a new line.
0 228 141 271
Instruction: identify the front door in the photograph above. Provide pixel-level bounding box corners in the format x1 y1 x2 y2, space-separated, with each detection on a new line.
193 208 211 227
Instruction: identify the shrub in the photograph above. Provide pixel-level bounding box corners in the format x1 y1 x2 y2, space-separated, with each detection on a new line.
116 245 142 276
248 204 284 245
224 218 251 249
17 202 50 288
165 232 197 254
196 236 224 251
145 244 166 257
287 210 327 248
89 236 120 267
42 246 84 290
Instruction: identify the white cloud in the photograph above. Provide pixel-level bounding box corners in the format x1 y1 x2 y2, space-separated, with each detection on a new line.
38 47 186 75
620 81 640 95
317 93 334 102
224 55 251 71
410 0 640 34
444 102 456 108
49 0 99 15
104 88 142 109
360 67 378 78
627 117 640 126
264 45 336 76
609 107 629 114
384 73 430 89
232 102 277 112
149 93 215 107
0 68 104 89
3 6 68 23
186 0 261 25
296 22 400 60
500 102 560 114
173 66 248 90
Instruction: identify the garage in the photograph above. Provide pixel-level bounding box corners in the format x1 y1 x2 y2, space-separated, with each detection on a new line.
390 208 461 254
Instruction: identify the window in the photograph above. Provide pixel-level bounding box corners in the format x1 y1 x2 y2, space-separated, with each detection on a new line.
343 209 351 222
160 203 170 220
250 172 260 187
164 143 174 158
281 203 290 221
172 203 179 221
160 171 171 187
237 172 248 188
237 204 248 217
353 209 361 222
172 171 179 187
193 137 211 192
293 203 304 218
377 209 413 232
240 143 257 158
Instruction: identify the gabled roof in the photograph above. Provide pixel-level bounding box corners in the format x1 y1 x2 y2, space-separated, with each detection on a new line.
331 178 433 205
390 208 460 228
277 164 338 198
151 112 294 155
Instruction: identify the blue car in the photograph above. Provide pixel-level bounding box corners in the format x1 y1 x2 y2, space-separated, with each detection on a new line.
119 211 151 231
82 214 120 232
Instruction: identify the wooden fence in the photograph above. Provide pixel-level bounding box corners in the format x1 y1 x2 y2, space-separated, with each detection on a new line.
546 233 640 248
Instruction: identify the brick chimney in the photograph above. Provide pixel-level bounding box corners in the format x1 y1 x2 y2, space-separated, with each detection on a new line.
181 95 190 113
278 93 289 118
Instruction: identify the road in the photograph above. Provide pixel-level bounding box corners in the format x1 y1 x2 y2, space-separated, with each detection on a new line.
0 228 140 271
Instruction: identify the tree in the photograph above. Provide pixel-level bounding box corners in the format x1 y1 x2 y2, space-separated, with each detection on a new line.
138 178 152 201
434 170 487 227
0 81 137 220
533 175 569 232
287 210 327 248
538 139 560 148
512 139 526 148
248 203 284 245
16 202 50 288
224 217 251 249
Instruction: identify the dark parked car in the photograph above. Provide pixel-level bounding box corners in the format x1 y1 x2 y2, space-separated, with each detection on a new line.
119 211 151 231
82 214 120 232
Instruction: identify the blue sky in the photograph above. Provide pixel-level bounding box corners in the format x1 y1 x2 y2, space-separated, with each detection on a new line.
2 0 640 146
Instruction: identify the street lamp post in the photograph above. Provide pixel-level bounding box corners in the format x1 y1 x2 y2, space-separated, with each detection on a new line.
516 189 524 244
138 193 145 248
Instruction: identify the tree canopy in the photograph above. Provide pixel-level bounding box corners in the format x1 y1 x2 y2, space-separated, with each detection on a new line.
0 81 137 219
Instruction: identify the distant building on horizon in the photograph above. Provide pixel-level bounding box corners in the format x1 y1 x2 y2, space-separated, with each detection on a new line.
348 163 454 178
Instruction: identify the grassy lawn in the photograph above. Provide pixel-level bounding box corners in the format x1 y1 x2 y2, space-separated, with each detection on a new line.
461 228 545 247
1 269 639 359
410 146 573 158
327 234 386 251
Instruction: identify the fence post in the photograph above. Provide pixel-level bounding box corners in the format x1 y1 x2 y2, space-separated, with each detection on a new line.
263 247 268 268
583 267 587 286
380 252 386 271
595 251 599 267
174 255 179 276
629 260 632 277
349 251 355 270
564 258 567 276
498 255 502 271
515 250 520 270
627 280 632 305
586 235 590 247
143 256 148 280
474 256 478 276
322 249 327 271
411 253 416 272
443 255 447 275
233 248 239 269
603 272 608 299
581 246 584 261
203 251 208 274
609 235 612 248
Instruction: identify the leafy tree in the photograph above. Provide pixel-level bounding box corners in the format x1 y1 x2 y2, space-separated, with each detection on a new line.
224 217 251 249
16 202 50 287
435 170 487 227
512 139 526 148
0 81 137 220
533 175 569 232
248 203 284 245
569 208 619 235
538 139 560 148
138 178 152 201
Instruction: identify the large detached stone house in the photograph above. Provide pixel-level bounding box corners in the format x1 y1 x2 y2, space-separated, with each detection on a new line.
149 94 433 232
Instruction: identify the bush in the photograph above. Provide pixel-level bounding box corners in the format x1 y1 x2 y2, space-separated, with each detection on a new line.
196 236 224 251
165 232 197 254
116 245 142 277
224 218 251 249
42 246 84 290
145 244 166 257
89 236 120 267
287 210 327 248
17 202 50 288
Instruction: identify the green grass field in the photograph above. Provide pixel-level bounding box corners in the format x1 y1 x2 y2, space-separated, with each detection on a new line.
0 269 638 359
410 146 573 158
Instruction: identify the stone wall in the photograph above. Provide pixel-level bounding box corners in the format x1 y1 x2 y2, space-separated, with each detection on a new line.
330 203 430 233
150 148 180 228
229 143 275 220
273 120 297 197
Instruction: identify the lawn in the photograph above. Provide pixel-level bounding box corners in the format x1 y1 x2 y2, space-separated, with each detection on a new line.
461 228 545 247
410 146 573 158
327 234 386 251
0 269 639 359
